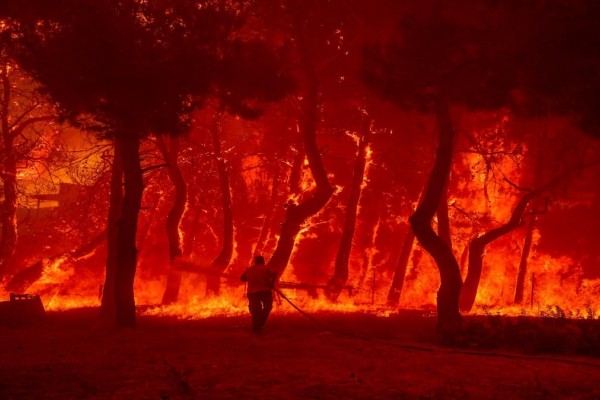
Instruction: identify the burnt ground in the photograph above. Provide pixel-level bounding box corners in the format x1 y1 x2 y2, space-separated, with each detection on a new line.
1 309 599 400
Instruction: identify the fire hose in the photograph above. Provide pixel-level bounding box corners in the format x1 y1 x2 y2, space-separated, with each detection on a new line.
273 286 434 350
272 287 600 369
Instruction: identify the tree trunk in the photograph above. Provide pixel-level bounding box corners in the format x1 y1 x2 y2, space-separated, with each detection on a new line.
253 164 281 258
206 120 234 295
0 62 17 276
327 117 372 298
459 191 538 312
409 101 462 338
437 186 452 248
459 231 475 275
159 136 187 304
266 51 333 276
114 135 144 329
387 229 415 306
289 138 305 195
100 139 123 317
514 213 536 304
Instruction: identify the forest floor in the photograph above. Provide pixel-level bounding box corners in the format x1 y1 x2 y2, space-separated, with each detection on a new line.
1 308 600 400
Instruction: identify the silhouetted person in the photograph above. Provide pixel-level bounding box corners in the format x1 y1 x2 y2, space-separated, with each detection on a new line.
241 255 276 334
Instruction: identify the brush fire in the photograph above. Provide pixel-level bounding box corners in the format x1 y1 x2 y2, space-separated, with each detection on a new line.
1 1 600 399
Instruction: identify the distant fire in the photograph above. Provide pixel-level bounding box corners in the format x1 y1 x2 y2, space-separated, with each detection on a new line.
1 112 597 321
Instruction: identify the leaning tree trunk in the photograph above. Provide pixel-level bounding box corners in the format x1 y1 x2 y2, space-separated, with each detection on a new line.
387 229 416 306
511 156 593 304
327 117 372 299
459 191 540 312
6 229 106 293
206 120 234 296
159 136 187 304
409 101 462 338
114 135 144 329
514 213 536 304
100 139 124 317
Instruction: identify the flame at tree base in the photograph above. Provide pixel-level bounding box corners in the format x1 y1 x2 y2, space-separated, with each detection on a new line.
1 246 598 320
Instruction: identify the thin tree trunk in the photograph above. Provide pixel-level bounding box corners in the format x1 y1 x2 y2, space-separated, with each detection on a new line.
206 120 234 295
159 136 187 304
181 170 201 257
409 100 462 338
0 62 17 275
100 139 123 317
114 135 144 329
253 164 281 258
459 231 475 275
289 138 305 195
387 229 415 306
327 117 372 298
514 213 536 304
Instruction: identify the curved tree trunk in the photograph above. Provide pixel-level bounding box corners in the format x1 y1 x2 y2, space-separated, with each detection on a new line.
206 120 234 295
514 213 536 304
460 171 559 312
266 46 333 276
100 140 124 317
459 193 536 312
114 135 144 329
0 62 17 276
327 117 372 298
387 229 415 306
159 136 187 304
409 101 462 338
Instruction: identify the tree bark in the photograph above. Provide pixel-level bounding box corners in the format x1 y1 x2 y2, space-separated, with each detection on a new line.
437 186 452 248
158 136 187 304
100 139 123 317
266 49 333 277
460 168 559 312
387 229 416 306
327 116 372 298
253 164 281 258
0 62 17 276
114 135 143 328
289 138 305 195
206 120 234 295
459 192 537 312
514 212 536 304
409 101 462 338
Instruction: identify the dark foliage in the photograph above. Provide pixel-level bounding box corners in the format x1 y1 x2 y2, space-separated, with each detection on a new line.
2 0 292 137
363 0 600 136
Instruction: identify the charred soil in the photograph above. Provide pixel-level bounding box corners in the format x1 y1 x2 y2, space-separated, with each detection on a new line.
0 308 599 399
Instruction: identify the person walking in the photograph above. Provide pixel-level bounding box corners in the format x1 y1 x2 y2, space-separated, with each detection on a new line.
240 255 277 334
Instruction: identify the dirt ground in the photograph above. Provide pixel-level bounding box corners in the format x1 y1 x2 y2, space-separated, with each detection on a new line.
1 309 599 400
